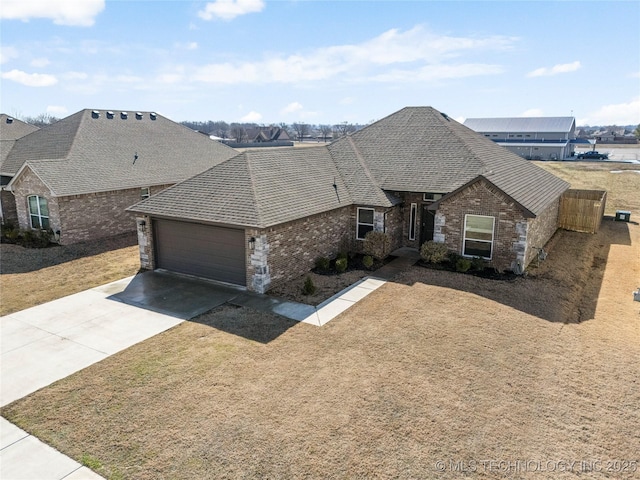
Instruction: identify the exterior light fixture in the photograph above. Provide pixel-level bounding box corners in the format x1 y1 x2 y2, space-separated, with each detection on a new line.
249 237 256 250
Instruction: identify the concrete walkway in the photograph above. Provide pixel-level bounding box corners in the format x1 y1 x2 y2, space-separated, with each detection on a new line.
0 253 420 479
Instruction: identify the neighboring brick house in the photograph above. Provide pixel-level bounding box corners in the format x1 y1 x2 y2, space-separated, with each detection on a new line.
129 107 569 293
1 114 40 222
4 109 237 244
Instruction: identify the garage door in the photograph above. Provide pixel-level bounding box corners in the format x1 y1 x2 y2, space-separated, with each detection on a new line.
154 219 246 286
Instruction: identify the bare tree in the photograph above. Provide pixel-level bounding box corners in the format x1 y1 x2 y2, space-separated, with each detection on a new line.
292 123 310 142
22 113 59 127
333 121 356 138
318 124 332 142
230 124 247 143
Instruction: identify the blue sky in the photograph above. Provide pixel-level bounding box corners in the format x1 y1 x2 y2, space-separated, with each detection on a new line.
1 0 639 126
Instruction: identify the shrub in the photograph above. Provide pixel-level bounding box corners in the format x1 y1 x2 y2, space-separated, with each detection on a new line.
336 251 348 261
470 256 486 271
335 257 348 273
363 231 392 260
362 255 374 269
302 276 316 295
420 241 449 264
315 257 330 271
22 229 51 248
447 251 462 265
456 258 472 272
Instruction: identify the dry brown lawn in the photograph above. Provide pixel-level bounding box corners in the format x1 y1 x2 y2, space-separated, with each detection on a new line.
0 233 139 316
1 162 639 479
534 161 640 214
2 219 639 479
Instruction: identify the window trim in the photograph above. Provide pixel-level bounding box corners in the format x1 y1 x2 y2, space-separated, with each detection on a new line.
356 207 375 240
462 214 495 260
27 195 50 230
408 203 417 241
140 187 150 199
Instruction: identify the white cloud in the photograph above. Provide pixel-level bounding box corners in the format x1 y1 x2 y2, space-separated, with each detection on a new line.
0 0 105 26
454 116 466 124
240 111 262 122
30 58 51 68
192 26 515 85
282 102 303 114
198 0 265 21
1 69 58 87
46 105 68 115
0 46 19 64
527 61 581 77
520 108 544 117
157 73 185 84
578 98 640 126
62 71 89 80
187 42 198 51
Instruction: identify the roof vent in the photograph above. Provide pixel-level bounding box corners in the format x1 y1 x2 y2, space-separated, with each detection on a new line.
91 110 100 119
106 111 114 119
149 112 157 120
120 112 128 119
6 117 13 124
441 112 449 121
135 112 143 120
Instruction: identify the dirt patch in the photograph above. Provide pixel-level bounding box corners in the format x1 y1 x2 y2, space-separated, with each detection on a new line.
2 221 638 480
0 233 139 316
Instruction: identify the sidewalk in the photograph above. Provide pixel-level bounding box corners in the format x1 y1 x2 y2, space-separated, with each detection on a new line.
0 253 419 479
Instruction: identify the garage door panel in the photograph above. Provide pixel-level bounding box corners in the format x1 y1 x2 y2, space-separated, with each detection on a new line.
154 219 246 286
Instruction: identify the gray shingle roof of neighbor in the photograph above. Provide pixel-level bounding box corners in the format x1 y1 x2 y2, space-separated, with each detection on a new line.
1 114 40 175
131 106 569 227
5 109 238 196
129 146 354 229
463 116 575 133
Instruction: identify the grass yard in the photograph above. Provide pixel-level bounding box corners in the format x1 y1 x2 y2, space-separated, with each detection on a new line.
1 162 639 479
534 161 640 214
0 233 139 316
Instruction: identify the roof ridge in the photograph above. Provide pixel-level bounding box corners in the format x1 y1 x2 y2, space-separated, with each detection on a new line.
244 151 265 227
434 112 491 174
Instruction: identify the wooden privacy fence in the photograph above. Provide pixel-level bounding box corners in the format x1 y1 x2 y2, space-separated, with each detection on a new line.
558 189 607 234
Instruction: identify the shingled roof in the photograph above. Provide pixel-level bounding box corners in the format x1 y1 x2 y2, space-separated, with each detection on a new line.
131 106 569 226
1 114 40 176
129 147 353 228
6 109 237 196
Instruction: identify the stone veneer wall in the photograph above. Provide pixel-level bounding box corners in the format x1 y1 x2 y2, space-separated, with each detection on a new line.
12 166 171 244
1 189 18 223
523 196 561 266
434 179 527 272
247 205 354 292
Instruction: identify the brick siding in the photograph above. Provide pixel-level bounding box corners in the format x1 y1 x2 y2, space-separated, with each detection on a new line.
1 189 18 223
11 167 172 244
523 197 560 266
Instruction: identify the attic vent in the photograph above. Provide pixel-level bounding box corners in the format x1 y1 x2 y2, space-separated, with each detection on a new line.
149 112 157 120
441 112 449 121
91 110 100 119
6 117 13 124
120 112 128 119
106 111 114 119
135 112 143 120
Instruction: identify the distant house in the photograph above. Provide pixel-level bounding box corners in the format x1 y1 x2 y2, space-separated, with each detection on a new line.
464 116 577 160
245 126 292 143
3 109 237 244
1 115 40 222
130 107 569 293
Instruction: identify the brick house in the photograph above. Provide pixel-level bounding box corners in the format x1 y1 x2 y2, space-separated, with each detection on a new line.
1 114 40 222
129 107 569 293
3 109 237 244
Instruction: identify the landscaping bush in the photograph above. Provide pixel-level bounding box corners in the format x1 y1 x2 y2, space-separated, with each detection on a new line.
447 251 462 265
362 255 374 269
363 231 391 260
302 276 316 295
470 256 486 271
456 258 472 272
335 257 348 273
420 241 448 264
315 257 330 271
336 251 348 261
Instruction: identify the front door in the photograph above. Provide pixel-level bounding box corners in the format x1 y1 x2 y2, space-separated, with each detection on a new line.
420 205 435 246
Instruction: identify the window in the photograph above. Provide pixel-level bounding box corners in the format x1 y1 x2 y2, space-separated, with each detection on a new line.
423 193 443 202
356 208 375 240
141 187 150 199
409 203 417 240
28 195 49 229
463 214 494 259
